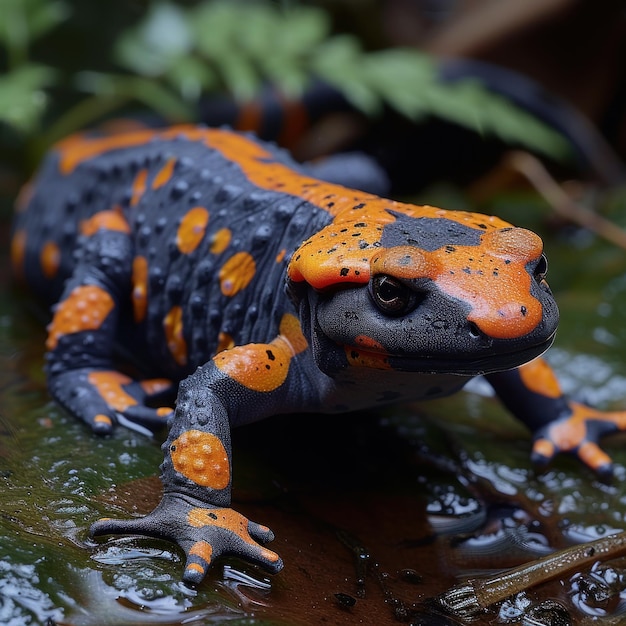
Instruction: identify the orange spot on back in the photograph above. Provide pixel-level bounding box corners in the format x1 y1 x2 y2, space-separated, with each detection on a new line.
177 206 210 254
170 430 230 489
46 285 114 350
210 228 232 254
132 255 148 323
163 305 187 366
130 169 148 206
80 206 130 236
518 358 562 399
152 157 177 189
87 371 136 412
41 241 61 279
219 251 256 296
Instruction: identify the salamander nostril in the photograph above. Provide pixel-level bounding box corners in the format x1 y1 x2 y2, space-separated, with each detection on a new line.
468 322 481 339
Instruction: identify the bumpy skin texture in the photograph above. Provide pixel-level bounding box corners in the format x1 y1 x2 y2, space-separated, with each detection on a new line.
11 125 626 582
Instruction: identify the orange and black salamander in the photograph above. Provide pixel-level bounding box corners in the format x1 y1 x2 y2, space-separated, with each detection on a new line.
11 125 626 583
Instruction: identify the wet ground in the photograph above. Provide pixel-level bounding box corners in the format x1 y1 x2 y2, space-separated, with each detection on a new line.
3 205 626 625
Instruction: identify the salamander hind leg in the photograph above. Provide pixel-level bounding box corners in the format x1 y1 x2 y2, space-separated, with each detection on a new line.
45 228 174 435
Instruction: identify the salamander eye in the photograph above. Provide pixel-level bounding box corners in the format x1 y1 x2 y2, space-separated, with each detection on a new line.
370 275 417 316
534 254 548 282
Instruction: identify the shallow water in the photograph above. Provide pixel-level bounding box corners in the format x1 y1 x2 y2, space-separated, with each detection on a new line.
3 216 626 625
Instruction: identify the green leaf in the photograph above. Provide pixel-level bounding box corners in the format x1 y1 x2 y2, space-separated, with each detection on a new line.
75 71 193 121
311 36 381 114
115 2 192 76
0 64 56 132
165 55 218 101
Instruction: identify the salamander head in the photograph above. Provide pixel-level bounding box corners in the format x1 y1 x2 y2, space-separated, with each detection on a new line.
287 205 558 376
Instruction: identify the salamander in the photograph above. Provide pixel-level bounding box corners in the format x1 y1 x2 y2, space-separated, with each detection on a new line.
11 125 626 583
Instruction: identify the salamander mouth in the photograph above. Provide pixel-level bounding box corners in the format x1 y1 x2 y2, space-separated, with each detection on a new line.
342 331 556 376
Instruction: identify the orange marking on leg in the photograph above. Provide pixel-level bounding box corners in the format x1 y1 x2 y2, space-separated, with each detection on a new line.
41 241 61 279
10 229 26 279
157 407 173 417
80 206 130 236
46 285 114 350
170 430 230 489
189 540 213 564
93 414 113 426
87 371 137 412
210 228 231 254
152 157 177 189
577 442 612 470
278 313 308 354
219 251 256 296
518 358 562 399
139 378 172 396
533 438 555 459
214 314 308 392
275 248 286 263
130 169 148 206
163 305 187 366
132 255 148 323
176 206 210 254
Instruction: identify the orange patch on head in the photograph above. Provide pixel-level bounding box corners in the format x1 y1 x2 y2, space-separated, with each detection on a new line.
80 206 130 236
41 241 61 279
132 255 148 323
210 228 232 254
345 345 391 370
10 229 26 279
219 251 256 296
518 358 562 399
163 305 187 366
177 206 210 254
46 285 114 350
130 168 148 206
152 157 177 189
87 371 137 412
170 430 230 489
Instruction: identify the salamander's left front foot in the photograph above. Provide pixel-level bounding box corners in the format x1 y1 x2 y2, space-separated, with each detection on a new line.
90 494 283 583
531 402 626 478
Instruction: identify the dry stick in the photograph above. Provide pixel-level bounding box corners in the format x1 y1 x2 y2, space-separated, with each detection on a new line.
506 151 626 251
437 530 626 619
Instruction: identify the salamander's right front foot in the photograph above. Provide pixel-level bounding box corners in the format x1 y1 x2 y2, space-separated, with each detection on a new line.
90 494 283 583
48 368 174 435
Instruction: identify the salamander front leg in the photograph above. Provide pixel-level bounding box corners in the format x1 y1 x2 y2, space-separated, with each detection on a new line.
89 362 286 581
487 358 626 478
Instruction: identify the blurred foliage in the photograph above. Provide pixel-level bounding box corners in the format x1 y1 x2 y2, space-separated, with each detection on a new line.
0 0 572 197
